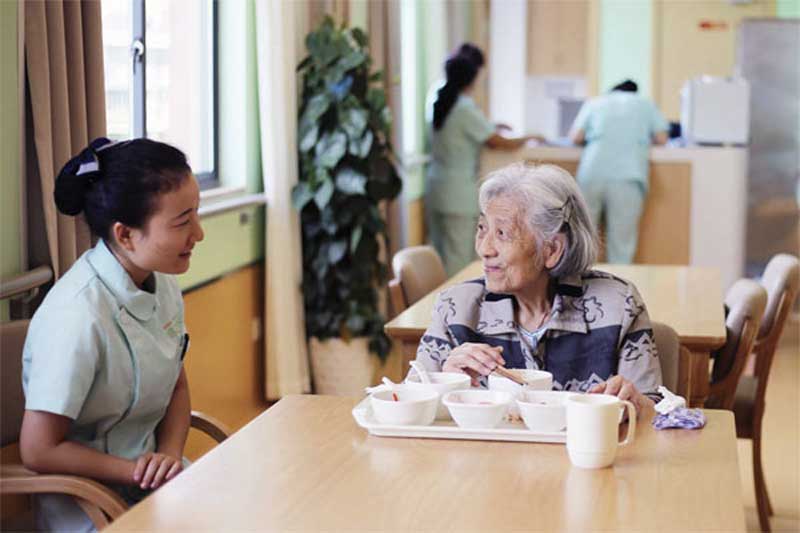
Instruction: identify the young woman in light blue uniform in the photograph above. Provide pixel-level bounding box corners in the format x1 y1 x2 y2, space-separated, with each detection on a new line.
426 49 542 276
20 138 204 531
570 79 668 263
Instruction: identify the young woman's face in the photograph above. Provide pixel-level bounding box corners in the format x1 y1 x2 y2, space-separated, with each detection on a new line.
128 174 204 276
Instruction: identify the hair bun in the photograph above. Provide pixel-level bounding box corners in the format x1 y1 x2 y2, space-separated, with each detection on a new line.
53 138 113 216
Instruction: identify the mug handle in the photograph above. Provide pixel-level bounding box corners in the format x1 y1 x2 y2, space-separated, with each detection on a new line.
618 400 637 446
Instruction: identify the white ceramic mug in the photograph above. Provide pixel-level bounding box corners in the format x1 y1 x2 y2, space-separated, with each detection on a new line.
565 394 636 469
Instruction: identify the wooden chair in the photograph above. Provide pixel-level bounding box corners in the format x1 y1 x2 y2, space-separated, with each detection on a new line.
388 246 447 317
1 295 232 530
733 254 799 533
651 321 681 393
706 279 767 410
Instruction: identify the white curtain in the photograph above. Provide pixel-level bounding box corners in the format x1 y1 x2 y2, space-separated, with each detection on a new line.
255 0 311 400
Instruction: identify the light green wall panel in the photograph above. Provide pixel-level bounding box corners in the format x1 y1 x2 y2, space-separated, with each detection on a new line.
0 1 20 321
599 0 654 97
777 0 800 17
178 206 265 291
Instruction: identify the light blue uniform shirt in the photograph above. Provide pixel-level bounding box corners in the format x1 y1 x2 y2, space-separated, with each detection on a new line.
571 92 668 190
426 95 495 215
22 239 187 530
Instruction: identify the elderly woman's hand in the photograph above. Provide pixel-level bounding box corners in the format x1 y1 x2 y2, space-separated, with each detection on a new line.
442 343 505 386
589 375 654 414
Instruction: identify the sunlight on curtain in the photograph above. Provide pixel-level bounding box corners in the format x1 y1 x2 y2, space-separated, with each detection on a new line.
255 0 311 399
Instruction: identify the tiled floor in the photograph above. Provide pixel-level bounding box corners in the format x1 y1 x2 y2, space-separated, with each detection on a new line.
740 321 799 532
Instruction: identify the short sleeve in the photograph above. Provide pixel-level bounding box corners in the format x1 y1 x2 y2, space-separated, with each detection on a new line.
569 100 592 136
649 103 669 134
616 283 662 399
414 292 457 373
460 100 495 145
22 310 102 420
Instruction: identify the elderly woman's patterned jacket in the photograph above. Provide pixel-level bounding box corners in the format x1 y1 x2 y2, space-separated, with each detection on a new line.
415 270 663 400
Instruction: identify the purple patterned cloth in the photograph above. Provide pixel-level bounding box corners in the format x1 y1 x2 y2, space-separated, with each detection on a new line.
652 408 706 430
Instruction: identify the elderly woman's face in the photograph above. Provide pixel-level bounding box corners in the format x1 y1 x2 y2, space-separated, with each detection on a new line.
475 196 544 294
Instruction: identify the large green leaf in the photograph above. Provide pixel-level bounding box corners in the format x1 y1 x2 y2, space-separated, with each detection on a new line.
349 130 373 158
313 178 335 209
366 88 386 111
337 50 366 72
339 107 368 139
351 27 368 48
334 167 367 195
298 120 319 153
291 182 314 210
328 240 348 263
314 130 347 169
302 93 331 124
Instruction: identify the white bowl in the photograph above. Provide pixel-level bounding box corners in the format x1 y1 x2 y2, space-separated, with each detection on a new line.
370 387 439 426
405 372 472 419
442 390 512 429
488 370 553 416
516 390 576 432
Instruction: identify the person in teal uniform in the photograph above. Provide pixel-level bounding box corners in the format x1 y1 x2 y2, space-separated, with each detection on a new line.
20 137 204 531
570 79 668 263
426 50 543 276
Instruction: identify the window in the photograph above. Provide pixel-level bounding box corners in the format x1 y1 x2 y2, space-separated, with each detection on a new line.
102 0 217 186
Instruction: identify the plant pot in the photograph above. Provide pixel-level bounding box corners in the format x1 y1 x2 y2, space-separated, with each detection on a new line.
309 337 379 396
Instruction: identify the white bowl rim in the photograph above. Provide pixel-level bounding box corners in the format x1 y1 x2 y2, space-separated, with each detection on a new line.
371 389 439 404
517 390 576 405
442 390 513 407
406 372 472 384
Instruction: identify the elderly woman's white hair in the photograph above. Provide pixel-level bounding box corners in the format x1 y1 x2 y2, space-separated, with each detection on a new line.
478 162 599 277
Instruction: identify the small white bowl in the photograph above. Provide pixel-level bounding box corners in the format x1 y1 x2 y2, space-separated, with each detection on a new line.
442 390 513 429
405 372 472 419
370 387 439 426
516 390 576 432
488 370 553 416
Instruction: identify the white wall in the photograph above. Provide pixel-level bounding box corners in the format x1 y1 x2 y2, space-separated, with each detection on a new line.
488 0 526 133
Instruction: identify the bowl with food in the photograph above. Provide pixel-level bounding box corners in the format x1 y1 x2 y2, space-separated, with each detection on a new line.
442 390 513 429
516 390 576 432
369 387 439 426
405 372 472 419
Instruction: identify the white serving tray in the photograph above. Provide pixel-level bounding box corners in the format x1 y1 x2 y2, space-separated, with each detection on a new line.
352 397 566 444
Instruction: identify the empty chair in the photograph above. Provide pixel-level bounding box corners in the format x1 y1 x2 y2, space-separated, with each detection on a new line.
651 321 680 393
388 245 447 316
707 279 767 410
733 254 799 533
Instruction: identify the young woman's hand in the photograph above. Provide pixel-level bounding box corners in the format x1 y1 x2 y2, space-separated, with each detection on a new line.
133 452 183 490
442 343 505 386
588 375 653 414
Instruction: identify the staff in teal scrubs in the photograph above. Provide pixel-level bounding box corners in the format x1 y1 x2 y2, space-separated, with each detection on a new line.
427 50 543 275
570 79 668 263
20 137 204 531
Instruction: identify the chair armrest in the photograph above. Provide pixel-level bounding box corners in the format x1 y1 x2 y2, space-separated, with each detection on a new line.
190 411 231 443
0 464 128 528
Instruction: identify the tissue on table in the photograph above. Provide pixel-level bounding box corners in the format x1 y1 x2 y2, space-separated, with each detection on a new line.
652 386 706 430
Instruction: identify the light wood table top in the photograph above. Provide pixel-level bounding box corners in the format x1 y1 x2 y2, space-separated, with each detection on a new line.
385 262 726 350
107 395 746 532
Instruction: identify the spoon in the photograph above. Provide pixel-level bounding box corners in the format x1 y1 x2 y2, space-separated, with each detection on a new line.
382 377 400 401
409 361 432 384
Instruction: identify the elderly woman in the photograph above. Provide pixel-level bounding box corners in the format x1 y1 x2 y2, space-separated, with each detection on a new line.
415 163 662 410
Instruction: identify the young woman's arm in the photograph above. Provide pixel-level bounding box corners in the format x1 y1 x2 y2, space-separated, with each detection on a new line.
132 367 191 490
19 411 136 484
485 133 544 151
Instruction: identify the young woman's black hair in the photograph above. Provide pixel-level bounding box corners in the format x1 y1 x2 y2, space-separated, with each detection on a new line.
54 137 191 242
457 43 485 69
612 79 638 93
433 55 479 131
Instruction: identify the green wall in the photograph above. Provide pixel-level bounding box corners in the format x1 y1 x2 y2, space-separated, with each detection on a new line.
599 0 654 97
0 2 20 321
777 0 800 18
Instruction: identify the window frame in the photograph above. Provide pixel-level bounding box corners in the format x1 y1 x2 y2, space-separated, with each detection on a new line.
127 0 219 189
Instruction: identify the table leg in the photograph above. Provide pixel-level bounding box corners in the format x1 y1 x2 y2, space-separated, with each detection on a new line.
687 349 711 408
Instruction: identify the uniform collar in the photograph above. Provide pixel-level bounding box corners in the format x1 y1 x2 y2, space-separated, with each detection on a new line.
87 240 158 321
478 274 589 336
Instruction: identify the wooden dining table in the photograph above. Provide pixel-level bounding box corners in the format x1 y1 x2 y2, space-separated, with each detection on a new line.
105 395 746 531
385 262 726 407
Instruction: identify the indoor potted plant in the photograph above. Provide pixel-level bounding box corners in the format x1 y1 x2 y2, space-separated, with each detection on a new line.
292 17 402 395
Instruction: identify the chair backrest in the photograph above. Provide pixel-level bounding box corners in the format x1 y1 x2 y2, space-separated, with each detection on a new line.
390 246 447 313
651 321 679 392
752 254 799 394
1 320 30 447
708 279 767 409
